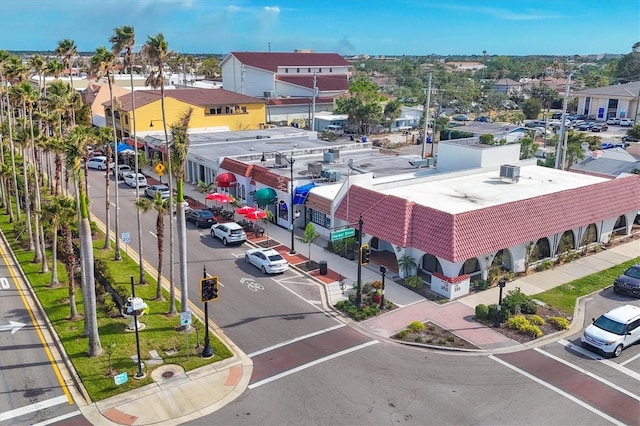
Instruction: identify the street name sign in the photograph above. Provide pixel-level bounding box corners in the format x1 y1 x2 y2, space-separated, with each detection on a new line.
330 228 355 242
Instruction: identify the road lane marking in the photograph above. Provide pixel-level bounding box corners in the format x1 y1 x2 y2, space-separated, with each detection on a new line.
489 355 626 426
620 351 640 367
534 348 639 401
31 410 82 426
0 395 69 422
558 339 640 381
248 324 346 357
149 231 157 238
0 245 73 405
248 340 378 389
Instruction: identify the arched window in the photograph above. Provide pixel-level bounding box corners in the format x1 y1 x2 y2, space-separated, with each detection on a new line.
580 224 597 246
557 231 575 254
459 258 480 276
613 215 627 235
422 254 443 274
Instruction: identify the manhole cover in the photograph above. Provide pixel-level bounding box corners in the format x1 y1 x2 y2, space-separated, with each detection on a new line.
162 371 175 378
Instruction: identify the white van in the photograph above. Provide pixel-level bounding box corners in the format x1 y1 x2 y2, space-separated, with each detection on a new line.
325 125 344 135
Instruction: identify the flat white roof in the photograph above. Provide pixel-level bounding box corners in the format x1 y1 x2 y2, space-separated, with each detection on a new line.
378 164 609 214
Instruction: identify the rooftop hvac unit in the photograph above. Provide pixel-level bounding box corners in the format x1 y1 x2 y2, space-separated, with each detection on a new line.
308 162 323 178
499 164 520 183
323 152 334 163
328 148 340 161
327 170 341 182
263 90 276 98
275 153 289 167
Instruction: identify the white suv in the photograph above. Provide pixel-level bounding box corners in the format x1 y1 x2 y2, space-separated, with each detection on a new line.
581 305 640 357
210 222 247 245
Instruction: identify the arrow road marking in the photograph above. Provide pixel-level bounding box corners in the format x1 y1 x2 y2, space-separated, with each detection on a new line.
0 320 26 334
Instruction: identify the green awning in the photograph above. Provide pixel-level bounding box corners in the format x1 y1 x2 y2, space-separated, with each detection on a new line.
253 187 278 205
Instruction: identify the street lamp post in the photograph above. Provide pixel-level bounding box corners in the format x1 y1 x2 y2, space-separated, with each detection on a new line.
494 278 507 327
379 265 387 310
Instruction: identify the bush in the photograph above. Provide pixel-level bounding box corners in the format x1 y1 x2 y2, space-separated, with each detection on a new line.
488 304 510 323
536 260 554 271
502 287 529 314
506 315 530 332
395 330 408 339
548 316 570 330
528 315 545 326
521 299 538 314
523 324 543 338
475 304 489 320
414 336 424 343
473 279 490 291
405 275 424 289
407 321 426 333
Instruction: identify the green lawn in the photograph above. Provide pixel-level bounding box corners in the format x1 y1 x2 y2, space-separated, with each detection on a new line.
533 256 640 313
1 214 231 402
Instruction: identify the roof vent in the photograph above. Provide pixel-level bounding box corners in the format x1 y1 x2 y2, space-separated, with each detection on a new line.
499 164 520 183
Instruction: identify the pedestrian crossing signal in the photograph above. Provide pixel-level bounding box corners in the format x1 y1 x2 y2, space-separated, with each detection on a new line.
359 244 370 265
201 277 219 302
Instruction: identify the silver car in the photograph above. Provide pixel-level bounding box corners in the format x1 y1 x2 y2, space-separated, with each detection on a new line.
581 305 640 357
244 248 289 274
211 222 247 245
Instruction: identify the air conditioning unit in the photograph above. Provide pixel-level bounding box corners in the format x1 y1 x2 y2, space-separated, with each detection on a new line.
499 164 520 183
275 153 289 167
328 170 341 182
328 148 340 160
308 162 323 178
263 90 276 98
323 152 334 163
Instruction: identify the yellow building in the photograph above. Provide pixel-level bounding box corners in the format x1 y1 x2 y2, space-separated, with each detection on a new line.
104 88 267 140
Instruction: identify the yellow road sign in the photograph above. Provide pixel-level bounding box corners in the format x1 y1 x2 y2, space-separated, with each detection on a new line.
154 163 166 176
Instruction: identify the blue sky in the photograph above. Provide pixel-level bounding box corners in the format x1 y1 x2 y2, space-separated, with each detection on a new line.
1 0 638 56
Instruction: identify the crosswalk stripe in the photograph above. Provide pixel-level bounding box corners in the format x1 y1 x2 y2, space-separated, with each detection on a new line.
0 395 69 422
558 339 640 381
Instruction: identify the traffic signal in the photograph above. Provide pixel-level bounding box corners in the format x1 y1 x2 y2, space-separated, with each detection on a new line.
359 244 370 265
201 276 219 302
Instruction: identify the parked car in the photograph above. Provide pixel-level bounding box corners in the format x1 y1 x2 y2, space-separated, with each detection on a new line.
619 118 634 127
613 263 640 298
452 114 470 121
591 123 608 132
324 125 344 135
113 164 132 179
86 156 114 171
210 222 247 245
606 117 621 125
244 248 289 274
122 172 148 188
145 184 171 199
185 209 216 228
474 116 492 123
580 305 640 357
578 122 594 131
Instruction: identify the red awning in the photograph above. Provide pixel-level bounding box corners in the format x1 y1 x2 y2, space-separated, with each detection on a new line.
216 173 237 188
125 138 144 149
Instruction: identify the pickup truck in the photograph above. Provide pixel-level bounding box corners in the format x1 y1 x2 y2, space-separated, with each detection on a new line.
113 164 132 180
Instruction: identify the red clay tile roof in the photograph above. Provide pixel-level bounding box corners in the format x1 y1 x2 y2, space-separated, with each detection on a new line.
249 165 291 192
336 175 640 263
110 89 264 111
276 75 349 91
220 158 253 177
229 52 351 73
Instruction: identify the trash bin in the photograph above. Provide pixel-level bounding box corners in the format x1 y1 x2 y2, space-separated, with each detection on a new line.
319 260 328 275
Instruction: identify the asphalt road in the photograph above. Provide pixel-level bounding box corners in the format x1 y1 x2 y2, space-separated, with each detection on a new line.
0 240 83 425
80 167 640 425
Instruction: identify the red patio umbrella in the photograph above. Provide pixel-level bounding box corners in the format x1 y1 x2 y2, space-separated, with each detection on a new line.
206 193 232 203
236 206 256 215
244 210 267 220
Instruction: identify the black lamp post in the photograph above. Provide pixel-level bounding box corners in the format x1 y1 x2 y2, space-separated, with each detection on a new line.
494 278 507 327
379 265 387 310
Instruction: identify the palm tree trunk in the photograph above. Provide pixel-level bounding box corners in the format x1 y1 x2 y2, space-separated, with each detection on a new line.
161 88 177 315
49 223 59 287
108 78 122 260
62 225 78 318
7 90 21 221
29 114 45 268
176 181 188 316
22 146 35 251
130 71 145 284
103 147 111 250
156 215 164 300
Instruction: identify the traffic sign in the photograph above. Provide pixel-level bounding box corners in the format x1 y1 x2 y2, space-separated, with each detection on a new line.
114 372 128 386
330 228 355 242
121 232 131 243
180 310 192 326
154 163 166 176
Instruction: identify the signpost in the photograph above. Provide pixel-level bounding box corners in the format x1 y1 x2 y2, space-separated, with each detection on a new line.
154 163 165 182
121 232 131 256
330 227 355 242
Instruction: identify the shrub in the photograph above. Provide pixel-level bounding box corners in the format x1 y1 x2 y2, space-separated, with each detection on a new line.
548 316 570 330
396 330 408 339
488 304 510 323
502 287 529 314
414 336 424 343
523 324 543 338
528 315 545 326
473 279 490 291
506 315 530 332
521 299 538 314
405 275 424 288
536 260 554 271
475 304 489 320
438 338 447 345
407 321 426 333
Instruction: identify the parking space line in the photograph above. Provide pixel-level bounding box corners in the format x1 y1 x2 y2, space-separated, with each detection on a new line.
489 355 626 426
620 351 640 366
558 339 640 381
534 348 639 401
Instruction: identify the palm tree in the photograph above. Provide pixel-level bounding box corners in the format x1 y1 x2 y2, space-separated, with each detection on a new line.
397 254 418 278
45 80 74 195
45 58 64 83
169 108 193 317
261 210 275 244
29 54 46 97
297 222 319 267
64 125 102 356
55 39 77 91
142 33 177 314
42 195 75 289
135 193 169 300
111 25 146 283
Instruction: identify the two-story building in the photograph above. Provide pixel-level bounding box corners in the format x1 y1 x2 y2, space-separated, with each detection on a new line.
574 80 640 122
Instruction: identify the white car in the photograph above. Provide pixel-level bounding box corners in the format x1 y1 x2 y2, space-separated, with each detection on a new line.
606 117 620 125
123 172 148 188
619 118 633 127
86 156 115 171
113 164 132 180
244 248 289 274
581 305 640 357
145 184 171 199
211 222 247 246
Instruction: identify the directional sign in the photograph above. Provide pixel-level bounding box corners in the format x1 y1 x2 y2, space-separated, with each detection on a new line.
180 310 192 326
0 321 26 335
154 163 166 176
330 228 355 242
114 372 128 386
121 232 131 243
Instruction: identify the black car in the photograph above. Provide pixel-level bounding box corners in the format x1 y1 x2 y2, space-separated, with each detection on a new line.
578 122 594 131
613 263 640 298
474 116 492 123
185 209 216 228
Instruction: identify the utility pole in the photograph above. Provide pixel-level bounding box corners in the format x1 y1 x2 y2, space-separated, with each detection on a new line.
421 73 432 159
311 71 317 132
555 74 572 170
356 215 364 308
